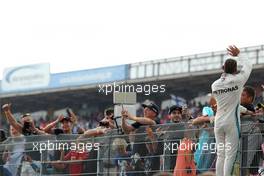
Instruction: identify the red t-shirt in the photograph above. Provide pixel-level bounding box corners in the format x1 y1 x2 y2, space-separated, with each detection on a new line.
64 151 88 176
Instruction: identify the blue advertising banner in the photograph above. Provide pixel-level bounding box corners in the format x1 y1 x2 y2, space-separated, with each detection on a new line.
50 65 128 88
1 63 50 92
0 64 128 94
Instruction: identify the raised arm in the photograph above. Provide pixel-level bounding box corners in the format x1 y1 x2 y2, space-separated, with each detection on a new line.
43 115 64 133
227 45 253 85
121 116 135 134
122 109 156 125
68 109 77 124
192 115 211 125
78 127 109 139
2 104 23 134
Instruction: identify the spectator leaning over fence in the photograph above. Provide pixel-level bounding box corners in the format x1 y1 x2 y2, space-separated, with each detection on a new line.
163 105 186 171
241 86 256 113
79 107 115 138
192 96 217 174
169 105 183 123
211 45 253 176
77 107 115 176
240 85 263 175
121 102 159 133
121 102 160 175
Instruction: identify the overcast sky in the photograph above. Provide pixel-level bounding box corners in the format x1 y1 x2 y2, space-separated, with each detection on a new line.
0 0 263 80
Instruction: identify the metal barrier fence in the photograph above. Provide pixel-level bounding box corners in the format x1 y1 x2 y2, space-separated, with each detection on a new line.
0 115 263 176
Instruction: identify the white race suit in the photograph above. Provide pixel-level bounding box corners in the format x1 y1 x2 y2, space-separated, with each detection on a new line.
211 56 252 176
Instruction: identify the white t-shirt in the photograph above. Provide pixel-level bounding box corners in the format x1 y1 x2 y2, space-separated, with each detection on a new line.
4 136 25 176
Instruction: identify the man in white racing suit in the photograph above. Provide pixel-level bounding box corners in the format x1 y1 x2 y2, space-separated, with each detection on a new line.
211 45 253 176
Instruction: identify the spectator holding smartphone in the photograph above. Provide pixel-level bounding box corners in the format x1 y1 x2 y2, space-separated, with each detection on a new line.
121 102 160 175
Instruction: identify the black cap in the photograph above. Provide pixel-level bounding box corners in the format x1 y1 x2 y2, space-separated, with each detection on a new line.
60 116 72 123
168 105 182 114
142 102 159 115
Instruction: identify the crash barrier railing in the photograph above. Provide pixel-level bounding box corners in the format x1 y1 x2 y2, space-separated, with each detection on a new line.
0 115 263 176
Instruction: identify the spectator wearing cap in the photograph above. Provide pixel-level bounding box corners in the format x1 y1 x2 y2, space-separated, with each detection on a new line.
43 110 84 175
121 102 160 175
43 114 79 175
168 105 183 123
162 105 186 172
121 102 159 134
43 110 84 135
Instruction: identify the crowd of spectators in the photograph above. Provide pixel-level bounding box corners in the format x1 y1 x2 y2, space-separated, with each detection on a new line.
0 85 263 176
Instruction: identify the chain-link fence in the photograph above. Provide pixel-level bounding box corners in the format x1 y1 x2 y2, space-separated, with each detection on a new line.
0 115 263 176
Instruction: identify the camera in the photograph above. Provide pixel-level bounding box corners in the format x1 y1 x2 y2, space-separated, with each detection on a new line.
23 121 31 129
99 121 110 127
22 121 32 136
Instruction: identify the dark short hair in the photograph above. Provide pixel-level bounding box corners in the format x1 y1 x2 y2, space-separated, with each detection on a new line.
224 59 237 74
243 86 256 102
104 108 114 116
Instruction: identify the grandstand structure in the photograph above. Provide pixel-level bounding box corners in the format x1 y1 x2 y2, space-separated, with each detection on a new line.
0 45 263 175
0 45 263 114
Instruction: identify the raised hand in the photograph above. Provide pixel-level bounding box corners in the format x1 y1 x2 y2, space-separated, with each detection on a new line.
121 109 129 118
57 115 64 122
2 103 11 112
227 45 240 57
